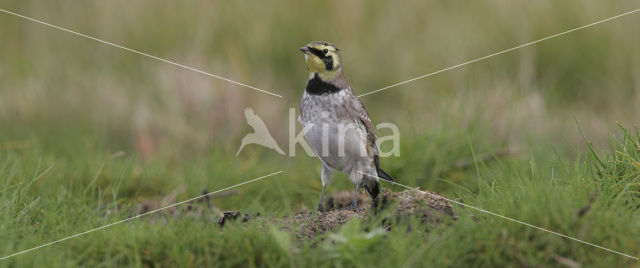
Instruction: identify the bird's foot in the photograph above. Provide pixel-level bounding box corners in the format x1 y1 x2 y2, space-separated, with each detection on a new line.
341 202 362 212
317 203 326 213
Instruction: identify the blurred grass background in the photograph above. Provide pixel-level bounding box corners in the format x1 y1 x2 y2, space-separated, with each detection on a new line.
1 0 640 266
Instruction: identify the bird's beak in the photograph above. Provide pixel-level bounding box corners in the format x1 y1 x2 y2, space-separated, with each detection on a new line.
299 46 310 54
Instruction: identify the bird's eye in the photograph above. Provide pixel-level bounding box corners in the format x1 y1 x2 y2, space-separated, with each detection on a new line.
323 49 328 54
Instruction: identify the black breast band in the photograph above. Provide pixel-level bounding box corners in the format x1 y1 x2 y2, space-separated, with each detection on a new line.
305 74 342 95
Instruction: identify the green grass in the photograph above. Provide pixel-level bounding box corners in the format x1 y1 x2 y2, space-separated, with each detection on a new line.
1 123 640 267
1 0 640 266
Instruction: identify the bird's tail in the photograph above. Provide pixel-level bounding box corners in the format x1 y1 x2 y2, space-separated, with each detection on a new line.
377 168 395 182
362 166 394 199
363 179 381 199
235 141 246 156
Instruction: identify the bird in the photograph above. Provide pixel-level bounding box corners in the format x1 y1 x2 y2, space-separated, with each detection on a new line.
298 41 395 212
236 107 285 156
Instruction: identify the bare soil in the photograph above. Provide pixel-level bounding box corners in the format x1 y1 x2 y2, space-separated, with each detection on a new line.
278 189 456 241
129 188 456 242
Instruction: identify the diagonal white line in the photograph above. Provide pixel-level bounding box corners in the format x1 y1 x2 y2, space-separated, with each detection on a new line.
0 170 284 261
359 171 639 261
0 8 283 98
358 7 640 97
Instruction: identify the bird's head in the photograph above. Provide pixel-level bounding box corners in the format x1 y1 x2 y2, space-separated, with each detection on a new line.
300 41 342 80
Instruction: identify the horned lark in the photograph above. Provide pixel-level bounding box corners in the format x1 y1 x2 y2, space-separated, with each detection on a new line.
298 41 395 212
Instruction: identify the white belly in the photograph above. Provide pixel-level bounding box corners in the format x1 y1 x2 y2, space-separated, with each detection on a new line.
303 121 369 173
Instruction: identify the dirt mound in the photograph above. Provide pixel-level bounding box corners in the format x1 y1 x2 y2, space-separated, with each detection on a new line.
126 187 456 242
278 189 456 241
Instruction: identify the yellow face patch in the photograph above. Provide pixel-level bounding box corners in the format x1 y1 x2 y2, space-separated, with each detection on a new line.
304 53 327 73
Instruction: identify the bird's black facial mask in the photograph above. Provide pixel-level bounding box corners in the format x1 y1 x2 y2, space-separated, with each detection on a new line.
307 47 334 71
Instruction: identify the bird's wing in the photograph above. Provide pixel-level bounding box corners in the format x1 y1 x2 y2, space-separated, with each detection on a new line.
345 89 395 181
244 107 269 131
347 91 391 180
345 89 378 157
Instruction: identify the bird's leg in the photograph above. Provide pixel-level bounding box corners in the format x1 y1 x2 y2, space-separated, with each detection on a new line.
317 184 326 212
349 182 359 210
318 164 332 212
345 167 363 211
